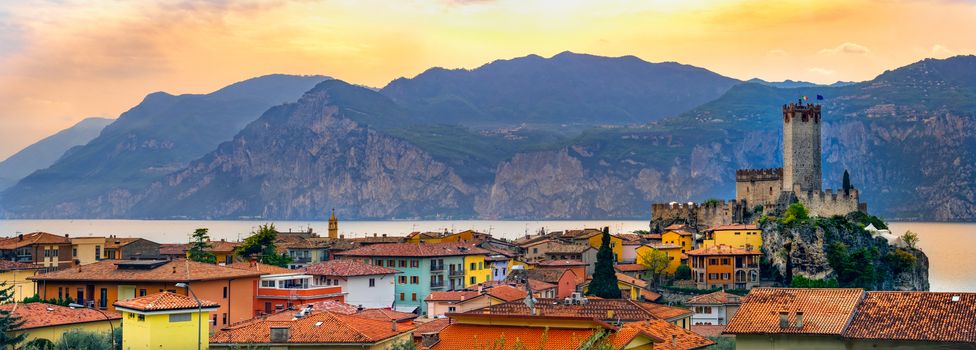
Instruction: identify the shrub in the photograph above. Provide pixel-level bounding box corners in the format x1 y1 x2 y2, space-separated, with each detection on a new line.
779 203 809 225
674 264 692 280
790 275 839 288
884 248 917 274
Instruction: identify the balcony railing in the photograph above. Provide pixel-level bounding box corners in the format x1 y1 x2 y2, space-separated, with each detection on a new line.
291 256 311 263
448 268 465 277
430 264 444 271
430 281 445 289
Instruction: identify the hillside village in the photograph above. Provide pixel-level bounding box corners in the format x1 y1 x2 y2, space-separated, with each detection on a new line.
0 103 968 350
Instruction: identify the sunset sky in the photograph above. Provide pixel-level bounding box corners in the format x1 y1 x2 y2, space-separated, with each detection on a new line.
1 0 974 159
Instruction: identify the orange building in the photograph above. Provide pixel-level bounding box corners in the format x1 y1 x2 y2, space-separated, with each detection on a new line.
686 245 760 290
226 261 345 316
29 259 262 329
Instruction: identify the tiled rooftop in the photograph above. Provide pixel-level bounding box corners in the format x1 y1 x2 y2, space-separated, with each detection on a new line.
412 318 450 338
29 259 263 282
335 242 489 258
0 232 70 249
430 323 599 350
104 237 143 249
0 303 120 330
687 291 742 305
114 292 219 312
0 260 42 271
226 261 296 275
487 285 528 302
303 259 399 277
159 243 188 256
356 308 418 322
685 245 759 256
615 320 715 350
708 224 759 231
525 268 574 284
462 299 689 322
615 264 649 272
425 291 481 302
725 288 864 336
846 291 976 343
536 259 588 267
211 311 414 345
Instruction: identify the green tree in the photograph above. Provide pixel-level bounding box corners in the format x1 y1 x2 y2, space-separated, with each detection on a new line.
187 228 217 264
674 263 692 280
0 282 26 347
842 169 852 193
235 224 293 267
586 227 621 298
54 329 114 350
639 249 671 284
780 203 809 225
901 230 919 249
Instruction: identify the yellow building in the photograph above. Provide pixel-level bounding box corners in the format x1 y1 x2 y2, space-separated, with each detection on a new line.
636 243 684 274
406 229 487 244
702 224 763 251
463 254 492 287
114 292 218 350
661 229 695 254
0 303 119 345
71 236 106 265
0 261 43 301
585 232 624 262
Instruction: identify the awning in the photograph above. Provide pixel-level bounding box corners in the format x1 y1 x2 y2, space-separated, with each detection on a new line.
394 305 419 314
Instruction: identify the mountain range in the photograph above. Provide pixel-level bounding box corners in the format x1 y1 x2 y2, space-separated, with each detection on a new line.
0 117 113 191
2 53 974 221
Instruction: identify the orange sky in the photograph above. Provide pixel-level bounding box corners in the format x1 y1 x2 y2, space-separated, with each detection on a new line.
1 0 974 159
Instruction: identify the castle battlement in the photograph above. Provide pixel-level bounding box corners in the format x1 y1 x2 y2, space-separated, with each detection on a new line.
783 102 822 123
736 168 783 182
793 186 862 217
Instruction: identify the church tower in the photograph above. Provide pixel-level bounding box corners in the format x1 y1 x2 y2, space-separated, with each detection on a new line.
782 101 822 192
328 208 338 239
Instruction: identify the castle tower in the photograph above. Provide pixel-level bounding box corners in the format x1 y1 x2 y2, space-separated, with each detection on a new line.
328 208 338 239
782 101 822 192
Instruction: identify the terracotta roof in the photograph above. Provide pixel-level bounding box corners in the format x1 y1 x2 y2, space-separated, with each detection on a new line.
430 323 599 350
30 259 263 282
207 240 239 253
665 230 694 237
335 242 489 258
537 259 588 267
347 236 406 244
487 285 528 302
664 224 690 231
104 237 144 249
303 259 399 277
464 299 686 322
426 291 481 302
356 308 418 322
159 244 188 256
0 232 70 249
226 261 295 275
687 291 743 305
708 224 759 231
690 325 727 338
544 244 593 254
725 288 864 336
0 260 42 271
641 233 663 240
685 245 759 256
413 318 450 338
114 292 219 312
616 320 715 350
212 311 414 345
846 291 976 343
615 273 648 289
615 264 648 272
527 279 557 291
0 303 120 330
646 243 682 250
518 238 557 248
525 268 574 284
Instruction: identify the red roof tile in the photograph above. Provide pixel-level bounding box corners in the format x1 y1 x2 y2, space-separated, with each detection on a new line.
212 311 414 345
30 259 263 282
0 303 120 330
725 288 864 336
685 245 759 256
226 261 295 275
159 244 188 256
846 291 976 343
463 299 688 322
615 264 649 272
487 285 528 302
303 259 399 277
430 323 599 350
689 325 727 338
537 259 588 267
114 292 219 312
356 308 418 322
335 242 489 258
0 260 42 271
615 320 715 350
426 291 481 302
687 291 743 305
0 232 70 249
413 318 450 338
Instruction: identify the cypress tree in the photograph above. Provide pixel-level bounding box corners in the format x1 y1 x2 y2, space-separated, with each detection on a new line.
842 170 852 194
0 282 26 347
586 227 621 298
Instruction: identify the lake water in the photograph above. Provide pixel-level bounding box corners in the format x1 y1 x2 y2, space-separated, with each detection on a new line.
0 219 972 292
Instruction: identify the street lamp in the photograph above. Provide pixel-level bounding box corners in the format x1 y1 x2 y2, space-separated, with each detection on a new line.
69 303 115 350
176 282 204 350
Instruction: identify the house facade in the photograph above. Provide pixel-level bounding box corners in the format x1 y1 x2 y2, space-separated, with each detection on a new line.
303 259 399 309
0 232 73 272
103 237 160 260
0 303 120 345
687 245 761 290
115 292 219 350
702 224 763 251
687 290 742 325
70 236 105 265
0 260 42 301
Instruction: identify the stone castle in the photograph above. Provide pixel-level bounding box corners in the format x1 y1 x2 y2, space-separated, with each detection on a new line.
651 101 866 231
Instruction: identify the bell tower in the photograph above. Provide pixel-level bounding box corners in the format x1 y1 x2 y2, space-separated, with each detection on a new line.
782 101 822 192
328 208 338 239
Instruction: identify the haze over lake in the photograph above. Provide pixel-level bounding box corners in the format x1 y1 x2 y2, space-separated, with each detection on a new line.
0 219 971 292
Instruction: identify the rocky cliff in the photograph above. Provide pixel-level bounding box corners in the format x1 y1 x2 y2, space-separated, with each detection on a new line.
759 212 929 291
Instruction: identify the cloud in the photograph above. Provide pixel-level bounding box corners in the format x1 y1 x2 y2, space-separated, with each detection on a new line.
930 44 955 57
818 42 871 55
807 67 835 75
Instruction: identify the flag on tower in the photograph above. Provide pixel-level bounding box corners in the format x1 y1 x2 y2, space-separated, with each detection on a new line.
816 94 824 100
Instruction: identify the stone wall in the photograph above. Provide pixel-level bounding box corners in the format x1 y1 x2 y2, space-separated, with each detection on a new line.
650 200 746 232
783 103 822 192
735 168 783 206
794 186 863 217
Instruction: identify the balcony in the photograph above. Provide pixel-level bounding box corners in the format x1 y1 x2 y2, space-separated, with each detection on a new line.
430 264 444 272
448 268 465 277
291 256 311 263
430 280 445 289
257 285 344 300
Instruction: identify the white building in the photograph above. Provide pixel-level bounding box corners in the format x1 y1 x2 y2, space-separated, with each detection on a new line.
687 290 742 325
303 259 399 309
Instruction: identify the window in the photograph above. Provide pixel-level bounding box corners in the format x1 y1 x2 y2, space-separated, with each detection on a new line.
261 280 276 288
223 286 228 298
95 246 101 260
709 258 718 265
399 260 407 267
99 288 107 309
72 248 77 257
411 276 418 284
58 288 63 300
411 293 417 301
470 263 476 271
369 278 376 287
139 289 147 297
708 273 718 280
533 248 538 254
138 315 145 322
387 259 396 267
735 232 741 235
479 262 484 270
721 258 730 265
169 313 191 322
469 276 476 285
222 313 227 325
400 293 405 301
410 260 419 268
448 306 456 312
399 276 407 284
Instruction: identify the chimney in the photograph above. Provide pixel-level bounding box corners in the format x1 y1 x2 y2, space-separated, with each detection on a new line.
382 234 387 237
172 265 177 274
671 334 677 347
795 311 804 328
779 311 789 329
18 234 23 241
340 234 345 239
607 310 615 319
64 234 69 238
391 320 397 332
374 233 378 237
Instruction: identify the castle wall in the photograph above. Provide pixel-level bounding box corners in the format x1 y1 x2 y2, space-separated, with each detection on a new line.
651 200 745 232
735 168 783 207
783 104 822 192
795 186 862 217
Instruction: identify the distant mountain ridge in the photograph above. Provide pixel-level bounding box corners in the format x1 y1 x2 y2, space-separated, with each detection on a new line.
3 55 976 221
380 51 741 127
0 117 113 191
746 78 855 88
